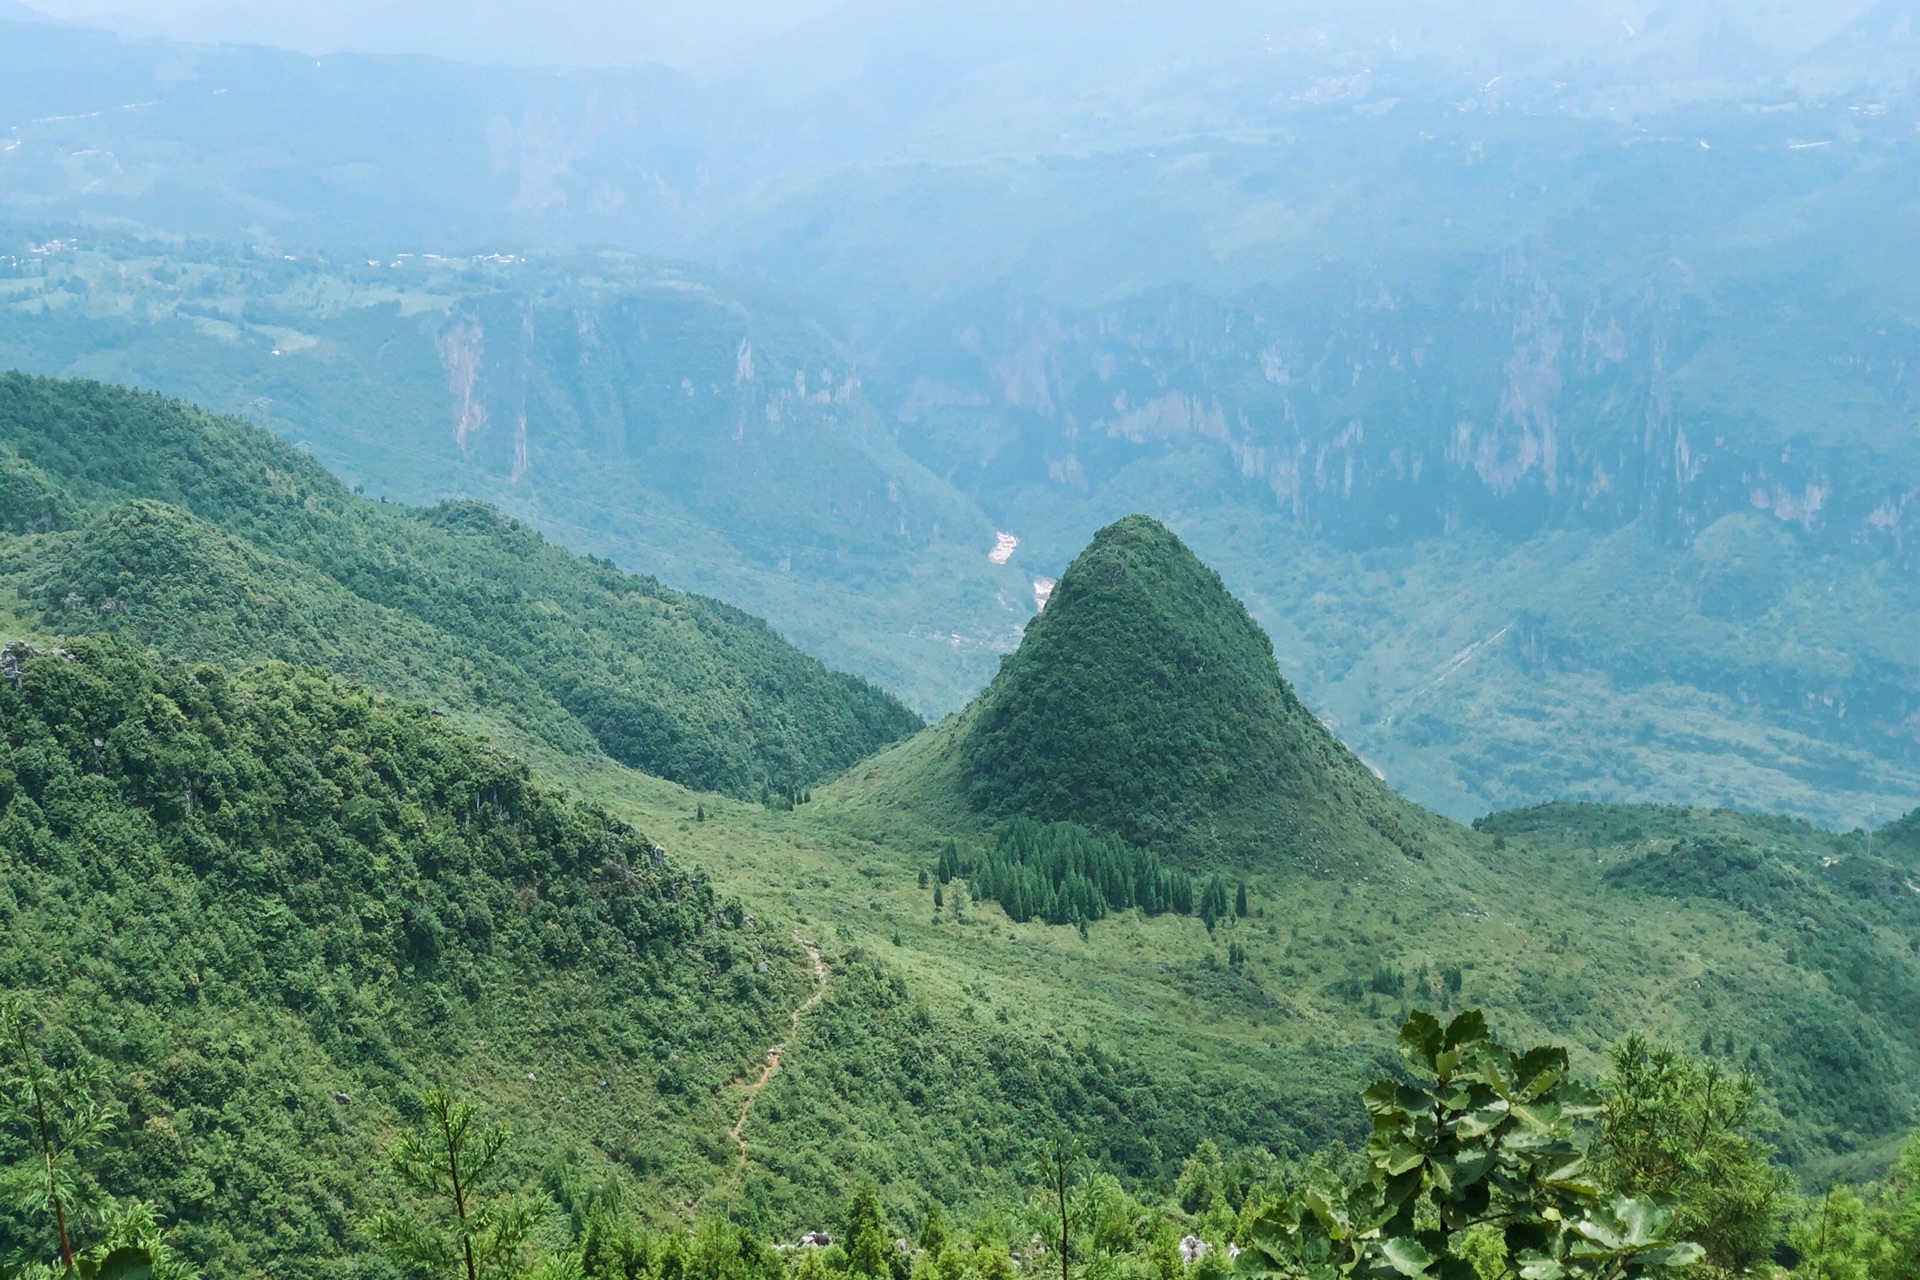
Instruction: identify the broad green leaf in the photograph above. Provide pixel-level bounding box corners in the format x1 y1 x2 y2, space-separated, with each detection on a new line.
1481 1048 1518 1096
1245 1202 1299 1246
1450 1149 1492 1187
1601 1197 1675 1248
1456 1100 1511 1138
1384 1139 1427 1176
1400 1012 1444 1072
1538 1157 1598 1197
1570 1197 1689 1260
1442 1010 1489 1051
1511 1046 1568 1101
1381 1167 1424 1208
1303 1181 1351 1235
1514 1252 1566 1280
1378 1237 1436 1277
1641 1243 1706 1270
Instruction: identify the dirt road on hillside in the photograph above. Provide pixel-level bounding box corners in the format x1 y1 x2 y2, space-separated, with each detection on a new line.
695 934 829 1210
727 936 828 1168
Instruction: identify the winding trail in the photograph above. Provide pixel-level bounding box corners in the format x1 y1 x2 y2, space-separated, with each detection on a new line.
699 935 828 1209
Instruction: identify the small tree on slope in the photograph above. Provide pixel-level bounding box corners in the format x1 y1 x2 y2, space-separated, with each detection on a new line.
1222 1010 1703 1280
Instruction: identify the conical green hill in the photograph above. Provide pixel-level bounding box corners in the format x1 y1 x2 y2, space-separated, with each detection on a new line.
959 514 1416 864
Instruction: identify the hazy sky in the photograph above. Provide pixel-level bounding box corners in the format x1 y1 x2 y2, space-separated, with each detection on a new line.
7 0 1901 111
12 0 851 68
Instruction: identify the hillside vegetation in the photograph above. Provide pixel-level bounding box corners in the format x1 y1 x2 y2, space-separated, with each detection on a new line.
0 375 921 795
0 384 1915 1279
714 518 1920 1189
0 637 800 1272
0 242 1024 717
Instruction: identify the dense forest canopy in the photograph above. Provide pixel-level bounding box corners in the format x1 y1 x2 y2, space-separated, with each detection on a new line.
0 638 791 1272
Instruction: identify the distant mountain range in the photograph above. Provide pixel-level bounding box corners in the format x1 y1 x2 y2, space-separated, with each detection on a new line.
0 2 1914 828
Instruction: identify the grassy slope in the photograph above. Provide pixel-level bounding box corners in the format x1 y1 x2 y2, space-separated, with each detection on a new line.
536 712 1920 1228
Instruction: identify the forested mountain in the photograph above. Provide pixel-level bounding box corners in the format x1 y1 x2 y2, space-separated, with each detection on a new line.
1 5 1917 1272
0 375 920 795
0 386 1915 1277
957 516 1415 864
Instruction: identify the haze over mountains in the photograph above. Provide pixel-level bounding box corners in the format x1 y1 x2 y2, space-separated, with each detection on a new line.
1 0 1914 830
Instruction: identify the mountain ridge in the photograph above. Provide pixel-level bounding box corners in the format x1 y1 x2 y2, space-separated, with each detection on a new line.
3 234 1912 827
0 374 921 794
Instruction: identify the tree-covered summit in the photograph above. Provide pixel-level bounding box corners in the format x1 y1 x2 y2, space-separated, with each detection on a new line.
959 515 1418 866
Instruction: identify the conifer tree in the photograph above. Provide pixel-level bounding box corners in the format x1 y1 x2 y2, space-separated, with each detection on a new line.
366 1087 538 1280
0 998 122 1273
967 819 1218 928
1199 875 1230 932
1597 1038 1789 1272
1029 1131 1086 1280
845 1184 890 1280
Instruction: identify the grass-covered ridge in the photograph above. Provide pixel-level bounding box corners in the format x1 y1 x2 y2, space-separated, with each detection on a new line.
0 374 921 795
959 515 1420 866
